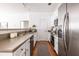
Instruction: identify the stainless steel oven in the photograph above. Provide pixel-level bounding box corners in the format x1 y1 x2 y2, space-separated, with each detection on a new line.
58 25 62 38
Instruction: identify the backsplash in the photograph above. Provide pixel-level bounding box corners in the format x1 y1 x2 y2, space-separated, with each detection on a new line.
0 34 10 40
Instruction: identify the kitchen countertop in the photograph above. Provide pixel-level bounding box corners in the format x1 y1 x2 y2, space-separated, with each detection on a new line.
50 32 58 37
0 29 29 35
0 33 33 52
53 34 58 37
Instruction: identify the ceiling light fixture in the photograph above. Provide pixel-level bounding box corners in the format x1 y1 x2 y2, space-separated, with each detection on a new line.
48 3 52 5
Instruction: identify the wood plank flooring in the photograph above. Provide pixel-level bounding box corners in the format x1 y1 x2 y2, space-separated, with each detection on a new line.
32 41 57 56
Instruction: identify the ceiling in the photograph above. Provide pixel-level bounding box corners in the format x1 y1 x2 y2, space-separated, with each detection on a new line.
23 3 61 12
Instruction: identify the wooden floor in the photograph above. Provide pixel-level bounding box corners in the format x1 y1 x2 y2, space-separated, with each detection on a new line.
32 41 57 56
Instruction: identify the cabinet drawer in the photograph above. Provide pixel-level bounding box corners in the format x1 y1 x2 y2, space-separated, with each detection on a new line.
13 43 26 56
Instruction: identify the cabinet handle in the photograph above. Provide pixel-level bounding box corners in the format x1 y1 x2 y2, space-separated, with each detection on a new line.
21 49 23 51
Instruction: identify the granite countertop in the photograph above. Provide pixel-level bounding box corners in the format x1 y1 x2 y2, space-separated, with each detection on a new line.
0 33 33 52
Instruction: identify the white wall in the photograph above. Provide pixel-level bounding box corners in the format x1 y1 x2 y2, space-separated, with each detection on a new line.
50 3 62 26
50 10 58 26
29 12 52 28
29 12 52 40
0 3 30 29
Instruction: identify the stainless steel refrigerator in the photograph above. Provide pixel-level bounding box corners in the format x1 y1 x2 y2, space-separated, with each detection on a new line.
58 3 79 56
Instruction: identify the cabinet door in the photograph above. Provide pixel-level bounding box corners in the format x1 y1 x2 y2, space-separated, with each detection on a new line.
54 36 58 54
13 43 26 56
34 34 37 46
34 33 38 46
19 49 26 56
25 39 30 56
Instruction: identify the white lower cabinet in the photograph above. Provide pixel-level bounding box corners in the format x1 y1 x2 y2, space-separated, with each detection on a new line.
54 35 58 54
13 42 26 56
25 39 30 56
13 39 30 56
34 33 38 46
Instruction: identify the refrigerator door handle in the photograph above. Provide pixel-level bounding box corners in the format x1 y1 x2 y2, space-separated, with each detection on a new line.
66 12 69 51
63 13 68 55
